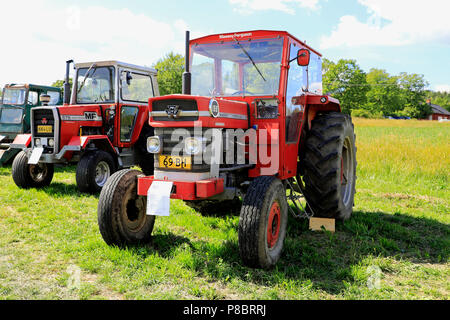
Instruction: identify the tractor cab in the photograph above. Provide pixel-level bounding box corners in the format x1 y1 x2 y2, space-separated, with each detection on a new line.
0 84 61 165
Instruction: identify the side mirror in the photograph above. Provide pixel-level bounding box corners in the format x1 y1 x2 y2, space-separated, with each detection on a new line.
297 49 310 67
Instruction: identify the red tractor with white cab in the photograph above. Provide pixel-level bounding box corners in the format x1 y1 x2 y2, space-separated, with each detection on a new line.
11 60 159 193
97 31 357 269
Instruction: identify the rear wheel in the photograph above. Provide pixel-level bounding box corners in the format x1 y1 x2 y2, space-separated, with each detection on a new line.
76 150 117 194
12 150 54 188
238 176 288 269
302 112 357 220
98 169 155 246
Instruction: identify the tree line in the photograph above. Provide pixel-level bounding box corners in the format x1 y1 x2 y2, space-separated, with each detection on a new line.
49 52 449 119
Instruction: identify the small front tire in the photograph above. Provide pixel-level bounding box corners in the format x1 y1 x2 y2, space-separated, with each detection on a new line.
12 150 54 189
76 150 117 194
238 176 288 269
97 169 155 246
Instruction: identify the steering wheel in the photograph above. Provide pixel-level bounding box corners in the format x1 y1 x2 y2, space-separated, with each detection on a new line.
232 90 254 96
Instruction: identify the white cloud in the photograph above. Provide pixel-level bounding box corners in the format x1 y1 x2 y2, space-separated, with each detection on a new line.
320 0 450 49
229 0 320 15
0 1 190 89
435 85 450 93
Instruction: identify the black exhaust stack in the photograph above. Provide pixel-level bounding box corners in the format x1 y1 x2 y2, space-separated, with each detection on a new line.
63 59 74 105
182 31 191 95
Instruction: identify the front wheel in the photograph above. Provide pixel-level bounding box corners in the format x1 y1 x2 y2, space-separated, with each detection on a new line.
12 150 54 189
76 150 117 194
97 169 155 246
238 176 288 269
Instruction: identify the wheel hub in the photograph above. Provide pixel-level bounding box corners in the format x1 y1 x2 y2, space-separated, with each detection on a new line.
29 164 47 182
267 201 281 249
95 161 110 187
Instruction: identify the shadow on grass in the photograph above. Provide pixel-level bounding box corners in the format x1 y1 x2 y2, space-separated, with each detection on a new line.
140 209 449 296
42 182 93 198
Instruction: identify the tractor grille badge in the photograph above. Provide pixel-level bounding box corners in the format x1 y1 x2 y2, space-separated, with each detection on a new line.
166 105 180 118
41 118 48 124
209 99 220 118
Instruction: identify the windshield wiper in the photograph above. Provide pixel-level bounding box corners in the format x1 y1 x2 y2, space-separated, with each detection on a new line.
77 63 97 94
233 38 266 82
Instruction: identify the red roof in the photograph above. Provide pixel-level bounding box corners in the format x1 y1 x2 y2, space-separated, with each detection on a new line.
191 30 322 57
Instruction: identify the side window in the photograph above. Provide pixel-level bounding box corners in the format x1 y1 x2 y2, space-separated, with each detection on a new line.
27 91 39 105
46 91 61 105
121 71 154 103
120 106 139 142
308 53 323 94
286 43 307 143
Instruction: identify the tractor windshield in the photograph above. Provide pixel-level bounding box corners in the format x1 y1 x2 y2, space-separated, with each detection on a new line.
76 66 115 104
1 88 27 105
191 38 284 97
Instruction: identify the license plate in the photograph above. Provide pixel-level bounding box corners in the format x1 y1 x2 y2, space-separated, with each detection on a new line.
37 125 52 133
159 155 191 170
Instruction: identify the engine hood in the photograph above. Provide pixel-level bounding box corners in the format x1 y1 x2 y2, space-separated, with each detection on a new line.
149 95 249 129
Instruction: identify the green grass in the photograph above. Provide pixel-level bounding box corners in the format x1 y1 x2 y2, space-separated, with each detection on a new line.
0 119 449 300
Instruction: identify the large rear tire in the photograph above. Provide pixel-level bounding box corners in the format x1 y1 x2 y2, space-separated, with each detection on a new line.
76 150 117 194
98 169 155 246
12 150 54 189
238 176 288 269
302 112 357 220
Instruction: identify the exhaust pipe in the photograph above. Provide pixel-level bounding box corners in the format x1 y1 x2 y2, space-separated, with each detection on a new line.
63 59 74 105
182 31 191 95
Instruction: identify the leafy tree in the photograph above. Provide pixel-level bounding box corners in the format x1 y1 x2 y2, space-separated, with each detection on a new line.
153 52 184 95
364 69 404 116
322 59 369 114
426 90 450 111
51 78 73 90
398 73 428 108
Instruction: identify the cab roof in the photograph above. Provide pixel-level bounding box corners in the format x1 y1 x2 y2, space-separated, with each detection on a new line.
191 30 322 57
4 84 61 91
75 60 157 74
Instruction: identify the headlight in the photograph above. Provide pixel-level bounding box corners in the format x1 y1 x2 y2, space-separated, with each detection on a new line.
184 137 203 155
147 136 161 154
48 139 55 147
35 138 41 147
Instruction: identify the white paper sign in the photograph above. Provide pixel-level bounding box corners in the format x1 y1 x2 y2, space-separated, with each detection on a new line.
28 147 44 165
146 181 173 216
0 135 5 142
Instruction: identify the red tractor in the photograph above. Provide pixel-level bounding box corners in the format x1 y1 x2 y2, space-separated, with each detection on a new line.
97 31 357 269
11 60 159 193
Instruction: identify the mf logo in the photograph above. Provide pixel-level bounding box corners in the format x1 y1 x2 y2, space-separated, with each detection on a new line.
166 105 180 118
41 118 48 124
84 112 99 120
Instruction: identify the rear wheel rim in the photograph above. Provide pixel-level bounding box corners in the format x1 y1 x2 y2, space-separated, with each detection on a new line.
267 201 281 249
341 137 354 206
95 161 110 187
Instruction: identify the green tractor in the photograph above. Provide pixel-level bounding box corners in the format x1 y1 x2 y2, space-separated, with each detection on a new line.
0 84 62 166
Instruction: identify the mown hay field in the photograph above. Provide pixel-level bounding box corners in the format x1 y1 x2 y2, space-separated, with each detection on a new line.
0 118 448 300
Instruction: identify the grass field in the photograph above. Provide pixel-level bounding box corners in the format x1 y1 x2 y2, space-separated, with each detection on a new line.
0 118 448 300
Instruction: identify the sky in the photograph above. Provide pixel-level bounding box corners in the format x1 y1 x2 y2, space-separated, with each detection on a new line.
0 0 449 92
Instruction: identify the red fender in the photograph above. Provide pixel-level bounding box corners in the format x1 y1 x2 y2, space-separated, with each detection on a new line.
10 134 32 149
